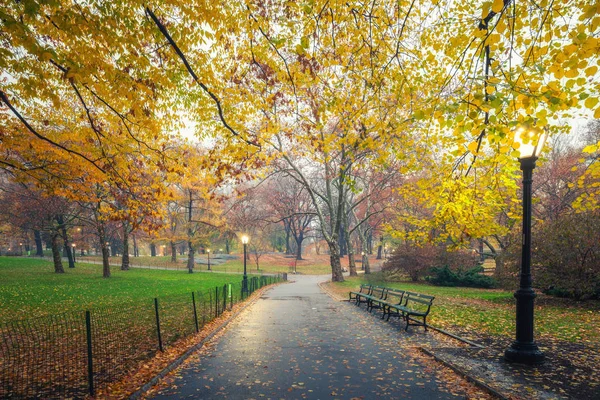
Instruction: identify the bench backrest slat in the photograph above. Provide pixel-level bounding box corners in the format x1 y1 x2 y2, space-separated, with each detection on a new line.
371 286 387 299
404 291 434 300
384 289 406 305
360 284 372 294
406 296 433 305
386 289 405 297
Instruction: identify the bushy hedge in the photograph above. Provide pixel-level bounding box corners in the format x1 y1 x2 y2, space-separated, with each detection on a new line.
426 265 497 288
383 242 480 283
533 212 600 300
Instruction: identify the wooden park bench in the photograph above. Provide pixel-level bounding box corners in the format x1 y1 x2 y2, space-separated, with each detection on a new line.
349 284 372 305
377 288 406 320
385 291 434 331
364 286 388 313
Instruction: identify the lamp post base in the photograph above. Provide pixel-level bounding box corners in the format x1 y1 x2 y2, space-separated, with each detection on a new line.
504 342 545 365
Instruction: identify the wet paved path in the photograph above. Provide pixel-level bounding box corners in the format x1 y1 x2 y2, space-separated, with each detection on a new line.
150 276 463 399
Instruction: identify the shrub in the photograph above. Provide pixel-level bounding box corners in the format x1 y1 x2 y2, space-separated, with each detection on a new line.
382 242 438 281
533 212 600 300
382 242 479 282
426 265 497 288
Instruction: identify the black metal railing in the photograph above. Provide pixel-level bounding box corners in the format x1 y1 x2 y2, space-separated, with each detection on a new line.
0 274 285 398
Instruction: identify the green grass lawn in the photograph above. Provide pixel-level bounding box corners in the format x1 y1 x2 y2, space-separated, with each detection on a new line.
0 257 252 322
79 255 183 269
334 276 600 344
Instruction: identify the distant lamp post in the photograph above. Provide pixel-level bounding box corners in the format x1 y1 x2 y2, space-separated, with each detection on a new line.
361 251 365 270
72 243 76 263
207 248 211 271
504 126 548 365
241 236 249 296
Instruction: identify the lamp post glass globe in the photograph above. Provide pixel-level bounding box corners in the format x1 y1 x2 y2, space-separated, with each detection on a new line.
514 127 548 159
504 126 547 365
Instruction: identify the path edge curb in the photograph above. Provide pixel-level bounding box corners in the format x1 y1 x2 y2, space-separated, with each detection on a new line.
128 284 278 399
418 347 508 400
317 280 347 301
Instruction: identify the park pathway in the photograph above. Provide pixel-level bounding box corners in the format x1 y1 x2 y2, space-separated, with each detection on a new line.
149 276 467 399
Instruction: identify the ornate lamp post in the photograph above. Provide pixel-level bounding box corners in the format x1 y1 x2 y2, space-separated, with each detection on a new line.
504 126 548 365
242 235 249 296
72 243 76 263
361 251 365 270
207 248 211 271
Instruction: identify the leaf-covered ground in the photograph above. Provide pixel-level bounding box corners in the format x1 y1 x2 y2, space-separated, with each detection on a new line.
207 253 335 275
329 277 600 399
0 257 247 322
80 253 336 275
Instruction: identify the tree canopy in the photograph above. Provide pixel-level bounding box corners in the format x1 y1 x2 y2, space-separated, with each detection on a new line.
1 0 598 280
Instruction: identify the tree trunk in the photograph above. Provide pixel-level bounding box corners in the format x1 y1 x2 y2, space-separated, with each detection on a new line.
284 220 292 255
102 243 111 278
121 223 130 270
51 231 64 273
34 230 44 256
376 244 382 260
295 232 304 260
57 215 75 268
170 241 177 262
338 225 347 257
150 243 156 257
494 254 505 279
98 224 110 278
133 234 139 257
362 253 371 274
348 252 358 276
187 241 195 273
346 230 358 277
225 238 230 254
187 190 194 273
328 241 344 282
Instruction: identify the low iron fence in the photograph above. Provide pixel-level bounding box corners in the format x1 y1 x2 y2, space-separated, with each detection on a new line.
0 274 285 398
